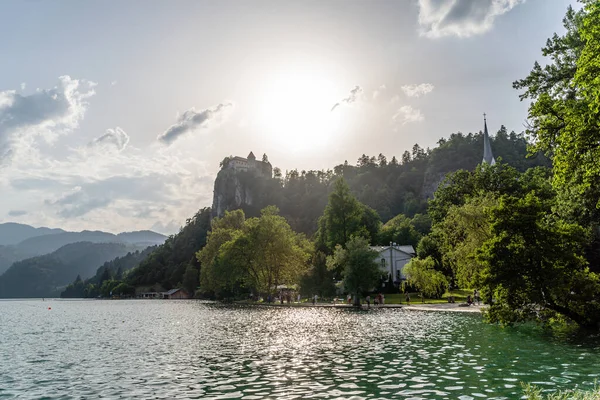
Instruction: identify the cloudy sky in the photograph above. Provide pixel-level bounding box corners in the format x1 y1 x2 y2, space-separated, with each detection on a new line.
0 0 574 234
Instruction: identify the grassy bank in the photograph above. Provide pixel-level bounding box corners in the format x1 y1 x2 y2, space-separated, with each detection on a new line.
523 383 600 399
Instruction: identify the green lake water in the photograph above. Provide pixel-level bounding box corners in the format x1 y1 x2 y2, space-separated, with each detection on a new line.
0 300 598 399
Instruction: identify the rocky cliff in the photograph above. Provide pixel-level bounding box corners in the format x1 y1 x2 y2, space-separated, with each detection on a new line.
211 168 276 218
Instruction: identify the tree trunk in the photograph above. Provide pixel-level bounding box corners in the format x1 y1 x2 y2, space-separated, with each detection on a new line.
353 292 361 307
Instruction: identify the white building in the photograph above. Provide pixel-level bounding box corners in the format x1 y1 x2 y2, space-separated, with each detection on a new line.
370 244 415 285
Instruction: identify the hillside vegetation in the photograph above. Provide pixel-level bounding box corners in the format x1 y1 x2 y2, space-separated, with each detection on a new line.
0 242 142 298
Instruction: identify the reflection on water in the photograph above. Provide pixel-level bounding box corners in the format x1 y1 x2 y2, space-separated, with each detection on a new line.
0 300 598 399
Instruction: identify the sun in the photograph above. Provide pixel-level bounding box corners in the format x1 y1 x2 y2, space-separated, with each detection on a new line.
256 70 341 152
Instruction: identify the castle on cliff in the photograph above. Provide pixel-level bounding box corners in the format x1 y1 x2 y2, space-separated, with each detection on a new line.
226 151 272 178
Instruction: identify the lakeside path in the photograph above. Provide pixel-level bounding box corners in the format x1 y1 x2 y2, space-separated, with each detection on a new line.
241 302 485 313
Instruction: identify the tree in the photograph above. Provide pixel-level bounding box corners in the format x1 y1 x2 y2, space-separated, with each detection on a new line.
480 193 600 329
112 282 135 297
182 265 199 296
327 236 380 306
300 250 336 297
317 178 377 253
199 207 310 299
197 210 246 297
377 153 387 167
436 194 497 289
262 153 269 163
514 4 600 210
378 214 422 247
401 151 411 164
403 257 448 298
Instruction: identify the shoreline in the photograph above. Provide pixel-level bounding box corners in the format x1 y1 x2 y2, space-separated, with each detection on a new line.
242 301 485 313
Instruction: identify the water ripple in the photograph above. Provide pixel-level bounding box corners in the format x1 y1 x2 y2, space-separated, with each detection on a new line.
1 300 599 399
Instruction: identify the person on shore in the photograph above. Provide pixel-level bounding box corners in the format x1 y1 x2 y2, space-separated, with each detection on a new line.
347 294 352 304
374 295 379 306
405 293 410 304
366 295 371 308
381 293 385 305
297 294 301 303
313 294 317 305
474 289 480 305
467 295 473 305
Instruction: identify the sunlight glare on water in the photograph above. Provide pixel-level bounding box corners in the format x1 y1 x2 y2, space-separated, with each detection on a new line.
0 300 599 399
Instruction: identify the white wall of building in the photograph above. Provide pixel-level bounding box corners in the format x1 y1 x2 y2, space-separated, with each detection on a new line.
372 246 415 283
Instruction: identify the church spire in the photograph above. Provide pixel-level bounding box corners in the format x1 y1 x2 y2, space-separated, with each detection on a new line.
482 113 496 166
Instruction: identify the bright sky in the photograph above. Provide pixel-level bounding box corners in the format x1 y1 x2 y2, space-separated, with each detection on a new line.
0 0 574 234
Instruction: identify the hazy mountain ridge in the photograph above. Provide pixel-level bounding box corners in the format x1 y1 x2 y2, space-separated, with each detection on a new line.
0 224 168 276
0 241 146 298
0 223 66 246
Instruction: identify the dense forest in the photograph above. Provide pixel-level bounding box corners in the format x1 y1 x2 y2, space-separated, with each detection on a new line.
215 126 549 236
61 246 156 298
112 126 547 297
0 242 137 298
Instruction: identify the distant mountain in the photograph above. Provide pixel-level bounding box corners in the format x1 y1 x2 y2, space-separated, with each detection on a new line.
0 245 36 276
116 230 168 245
61 246 157 298
0 223 65 246
0 242 141 298
16 230 123 257
0 223 167 275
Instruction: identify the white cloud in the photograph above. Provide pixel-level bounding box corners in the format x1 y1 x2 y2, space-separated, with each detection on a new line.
372 84 386 100
401 83 435 97
0 75 96 162
89 127 130 152
393 106 424 125
331 85 363 111
20 83 26 91
158 102 233 145
417 0 524 38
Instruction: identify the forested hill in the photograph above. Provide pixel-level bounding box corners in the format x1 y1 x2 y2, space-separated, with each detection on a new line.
125 126 549 292
214 126 550 235
0 242 145 298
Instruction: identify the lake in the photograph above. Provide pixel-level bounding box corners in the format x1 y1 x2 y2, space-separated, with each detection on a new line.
1 300 598 399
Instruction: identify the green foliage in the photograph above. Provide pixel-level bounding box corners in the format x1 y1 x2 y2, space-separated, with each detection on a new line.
213 129 547 237
522 382 600 400
182 265 199 297
378 214 422 247
198 210 247 297
300 251 336 297
515 3 600 216
437 194 497 288
198 207 311 298
327 236 380 304
61 246 156 298
480 193 600 329
0 242 133 298
100 280 121 298
127 207 211 289
316 177 380 253
112 282 135 297
403 257 448 298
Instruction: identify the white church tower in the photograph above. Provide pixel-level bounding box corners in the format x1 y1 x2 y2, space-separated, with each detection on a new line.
482 113 496 166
